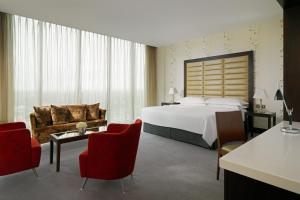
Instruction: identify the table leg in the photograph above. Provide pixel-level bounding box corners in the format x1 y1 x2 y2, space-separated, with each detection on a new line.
244 113 249 140
268 117 271 129
249 115 253 137
50 140 53 164
56 143 61 172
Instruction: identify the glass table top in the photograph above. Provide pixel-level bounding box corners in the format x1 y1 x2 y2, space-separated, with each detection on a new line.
51 126 107 140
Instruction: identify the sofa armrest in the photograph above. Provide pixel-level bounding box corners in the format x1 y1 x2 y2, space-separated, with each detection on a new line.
0 122 26 132
99 108 106 120
30 113 37 129
30 113 38 139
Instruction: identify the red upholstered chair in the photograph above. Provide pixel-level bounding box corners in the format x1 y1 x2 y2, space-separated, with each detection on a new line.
0 122 41 177
79 119 142 191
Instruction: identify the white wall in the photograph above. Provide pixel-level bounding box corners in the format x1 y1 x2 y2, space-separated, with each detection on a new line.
157 15 283 127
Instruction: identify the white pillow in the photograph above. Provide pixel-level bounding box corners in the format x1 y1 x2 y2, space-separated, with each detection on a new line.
179 96 205 105
205 97 248 107
206 104 241 110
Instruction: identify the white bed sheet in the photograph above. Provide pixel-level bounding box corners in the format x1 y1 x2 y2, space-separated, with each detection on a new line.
141 104 243 146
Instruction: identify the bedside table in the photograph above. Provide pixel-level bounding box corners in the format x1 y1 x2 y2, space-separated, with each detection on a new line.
161 102 180 106
245 111 276 137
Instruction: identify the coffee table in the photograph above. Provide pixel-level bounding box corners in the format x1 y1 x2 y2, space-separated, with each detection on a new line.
49 127 106 172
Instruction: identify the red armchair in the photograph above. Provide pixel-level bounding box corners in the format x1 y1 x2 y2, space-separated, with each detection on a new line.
0 122 41 176
79 119 142 191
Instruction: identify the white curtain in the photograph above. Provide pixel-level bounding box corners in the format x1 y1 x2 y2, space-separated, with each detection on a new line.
80 32 109 108
41 22 80 105
13 17 40 121
133 43 146 118
109 38 133 122
12 15 146 125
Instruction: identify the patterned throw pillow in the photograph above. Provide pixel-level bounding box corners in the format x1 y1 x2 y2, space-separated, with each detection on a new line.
67 105 87 122
86 103 100 120
50 105 71 125
34 106 52 127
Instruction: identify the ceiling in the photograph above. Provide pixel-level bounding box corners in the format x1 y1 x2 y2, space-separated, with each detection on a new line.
0 0 282 47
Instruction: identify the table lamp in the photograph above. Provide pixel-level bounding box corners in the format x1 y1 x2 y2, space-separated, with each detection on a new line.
253 88 267 113
169 87 177 103
274 88 299 134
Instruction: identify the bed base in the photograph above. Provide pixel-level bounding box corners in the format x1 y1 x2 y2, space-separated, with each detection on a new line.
143 122 217 150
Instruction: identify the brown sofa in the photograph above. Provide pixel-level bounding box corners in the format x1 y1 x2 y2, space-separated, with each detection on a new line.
30 104 107 143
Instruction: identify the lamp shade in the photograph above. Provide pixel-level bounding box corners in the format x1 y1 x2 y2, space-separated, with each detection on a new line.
253 88 267 99
274 89 284 100
168 87 178 95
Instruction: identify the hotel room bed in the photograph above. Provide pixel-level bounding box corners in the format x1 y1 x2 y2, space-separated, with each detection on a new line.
142 104 244 149
142 51 254 149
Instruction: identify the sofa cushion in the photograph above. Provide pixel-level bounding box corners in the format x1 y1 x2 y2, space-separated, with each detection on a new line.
67 105 87 122
34 106 52 127
50 105 71 125
86 103 100 120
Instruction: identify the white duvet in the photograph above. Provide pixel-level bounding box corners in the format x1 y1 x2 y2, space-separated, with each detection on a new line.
141 104 242 146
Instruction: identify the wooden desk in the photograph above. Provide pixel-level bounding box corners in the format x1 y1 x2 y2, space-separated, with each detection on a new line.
220 121 300 200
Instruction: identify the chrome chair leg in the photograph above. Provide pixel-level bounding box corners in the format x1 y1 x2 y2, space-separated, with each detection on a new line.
80 178 88 191
120 178 125 194
32 168 39 177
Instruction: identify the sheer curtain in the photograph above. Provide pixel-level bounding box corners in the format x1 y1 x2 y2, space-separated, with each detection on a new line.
109 38 133 122
41 22 80 105
12 15 146 125
80 32 109 108
133 43 146 117
13 17 40 121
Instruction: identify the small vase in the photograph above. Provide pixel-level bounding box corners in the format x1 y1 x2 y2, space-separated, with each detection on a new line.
78 128 86 135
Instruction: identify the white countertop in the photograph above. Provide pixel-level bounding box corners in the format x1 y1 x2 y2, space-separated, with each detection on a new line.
220 121 300 194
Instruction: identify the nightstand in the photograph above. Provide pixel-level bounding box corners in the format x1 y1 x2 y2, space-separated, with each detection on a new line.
245 111 276 137
161 102 180 106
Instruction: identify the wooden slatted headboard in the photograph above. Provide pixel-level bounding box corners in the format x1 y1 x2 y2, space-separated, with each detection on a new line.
184 51 254 110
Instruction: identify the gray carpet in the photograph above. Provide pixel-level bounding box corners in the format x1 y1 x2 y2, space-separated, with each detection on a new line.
0 133 224 200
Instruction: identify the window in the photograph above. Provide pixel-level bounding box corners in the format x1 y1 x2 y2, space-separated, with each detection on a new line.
12 15 146 124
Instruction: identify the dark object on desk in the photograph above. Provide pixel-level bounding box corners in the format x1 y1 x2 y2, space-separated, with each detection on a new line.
215 111 246 180
245 111 276 137
161 102 180 106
